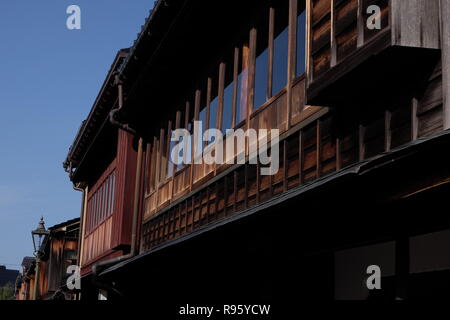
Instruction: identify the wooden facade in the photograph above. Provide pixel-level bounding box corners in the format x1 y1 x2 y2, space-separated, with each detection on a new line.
64 0 450 301
16 219 80 300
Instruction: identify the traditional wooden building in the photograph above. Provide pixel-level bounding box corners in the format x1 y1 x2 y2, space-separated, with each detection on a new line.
15 219 80 300
64 0 450 301
14 257 34 300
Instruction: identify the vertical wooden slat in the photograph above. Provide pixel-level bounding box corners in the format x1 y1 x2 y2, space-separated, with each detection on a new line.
190 89 201 191
217 62 226 133
216 62 226 176
299 130 304 185
165 120 172 181
287 0 298 129
331 0 337 66
152 137 158 192
232 47 239 128
157 130 164 186
306 0 313 82
185 101 190 130
385 110 392 152
171 112 181 199
247 28 257 131
357 0 365 47
206 77 212 137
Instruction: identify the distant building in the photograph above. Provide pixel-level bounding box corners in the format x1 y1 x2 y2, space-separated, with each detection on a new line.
15 257 34 300
16 218 80 300
0 266 18 287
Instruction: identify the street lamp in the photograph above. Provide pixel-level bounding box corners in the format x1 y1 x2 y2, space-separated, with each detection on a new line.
31 217 50 300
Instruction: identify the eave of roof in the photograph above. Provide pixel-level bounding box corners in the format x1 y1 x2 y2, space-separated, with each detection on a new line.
64 49 129 174
48 217 80 231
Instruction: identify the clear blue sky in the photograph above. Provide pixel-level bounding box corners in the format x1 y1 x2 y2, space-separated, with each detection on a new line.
0 0 155 270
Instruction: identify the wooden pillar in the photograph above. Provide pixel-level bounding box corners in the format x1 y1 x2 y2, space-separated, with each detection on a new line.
440 0 450 129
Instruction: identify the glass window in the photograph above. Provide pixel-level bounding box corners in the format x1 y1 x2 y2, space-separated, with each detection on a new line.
296 9 307 76
222 82 233 132
273 26 288 94
222 58 234 133
254 11 270 110
254 48 269 109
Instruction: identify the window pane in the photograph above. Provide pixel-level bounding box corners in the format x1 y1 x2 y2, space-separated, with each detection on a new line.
273 26 289 94
209 96 218 131
296 10 307 76
222 82 233 132
254 48 269 109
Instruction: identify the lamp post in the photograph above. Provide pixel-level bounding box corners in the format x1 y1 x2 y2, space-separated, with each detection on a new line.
31 217 49 300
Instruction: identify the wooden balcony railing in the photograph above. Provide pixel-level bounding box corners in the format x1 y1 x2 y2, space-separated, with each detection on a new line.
143 76 311 222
